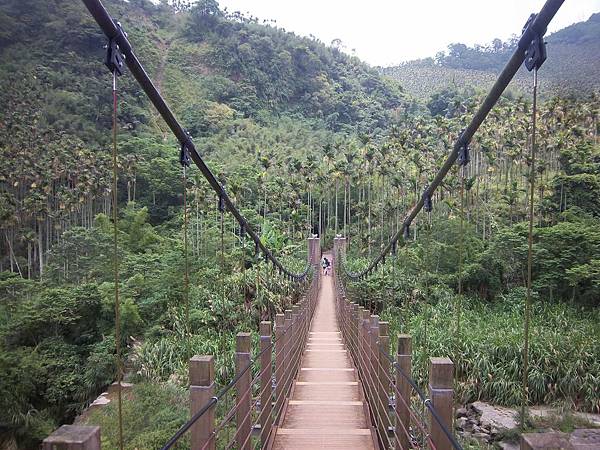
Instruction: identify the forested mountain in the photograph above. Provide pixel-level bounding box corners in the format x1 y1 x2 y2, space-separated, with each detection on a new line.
0 1 599 449
0 0 408 277
382 13 600 98
0 0 408 447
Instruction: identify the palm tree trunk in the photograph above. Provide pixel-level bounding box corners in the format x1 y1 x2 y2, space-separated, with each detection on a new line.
343 179 347 237
368 179 372 256
37 221 43 279
319 200 322 237
335 179 339 235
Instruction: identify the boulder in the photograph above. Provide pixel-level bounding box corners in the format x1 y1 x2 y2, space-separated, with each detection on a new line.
521 431 573 450
570 429 600 450
455 417 468 429
456 407 468 418
471 401 518 431
498 441 519 450
107 381 133 394
472 432 491 442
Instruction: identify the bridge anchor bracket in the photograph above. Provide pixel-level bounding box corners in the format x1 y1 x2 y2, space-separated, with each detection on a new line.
521 14 547 71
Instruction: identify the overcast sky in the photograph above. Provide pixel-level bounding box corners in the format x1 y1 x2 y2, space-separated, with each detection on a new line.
216 0 600 66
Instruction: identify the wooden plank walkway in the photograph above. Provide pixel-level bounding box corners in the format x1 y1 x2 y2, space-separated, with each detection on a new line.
272 259 377 449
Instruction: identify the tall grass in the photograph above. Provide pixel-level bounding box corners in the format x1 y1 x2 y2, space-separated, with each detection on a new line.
344 264 600 412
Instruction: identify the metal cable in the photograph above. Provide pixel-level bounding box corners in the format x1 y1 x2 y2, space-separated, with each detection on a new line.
183 164 190 352
336 272 461 450
337 0 564 281
456 165 465 341
161 282 315 449
161 342 269 450
82 0 312 281
352 319 433 448
208 361 272 450
521 66 538 429
111 69 124 450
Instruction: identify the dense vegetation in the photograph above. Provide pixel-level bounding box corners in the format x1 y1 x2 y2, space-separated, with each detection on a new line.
0 0 598 448
382 12 600 98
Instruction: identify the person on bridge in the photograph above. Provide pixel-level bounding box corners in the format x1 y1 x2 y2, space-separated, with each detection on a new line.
321 256 331 276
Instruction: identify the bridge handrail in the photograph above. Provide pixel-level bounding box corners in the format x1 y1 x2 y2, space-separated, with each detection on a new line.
160 268 320 450
379 345 463 450
81 0 311 282
341 0 564 281
334 261 462 450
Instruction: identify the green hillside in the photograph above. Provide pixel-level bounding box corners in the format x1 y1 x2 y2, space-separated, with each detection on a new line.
382 13 600 98
1 1 599 449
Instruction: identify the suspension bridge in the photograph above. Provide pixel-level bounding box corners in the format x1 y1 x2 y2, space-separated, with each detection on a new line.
39 0 583 449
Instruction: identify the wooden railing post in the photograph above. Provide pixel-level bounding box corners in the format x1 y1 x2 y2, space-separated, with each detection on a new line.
190 355 215 450
274 314 285 423
307 236 321 266
357 307 366 379
369 315 380 438
43 425 100 450
360 309 370 383
379 322 391 450
429 357 454 450
350 303 358 360
301 298 308 345
345 299 351 338
235 333 252 450
333 236 347 260
284 310 293 395
259 321 273 447
396 335 412 450
291 305 300 374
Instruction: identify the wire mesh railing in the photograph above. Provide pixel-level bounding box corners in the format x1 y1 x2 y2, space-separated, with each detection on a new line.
159 267 319 450
333 261 462 450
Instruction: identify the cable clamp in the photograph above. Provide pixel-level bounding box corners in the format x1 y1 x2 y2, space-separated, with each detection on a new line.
458 139 470 167
104 21 126 75
521 13 547 71
180 130 192 168
403 224 410 240
218 185 225 213
423 186 433 213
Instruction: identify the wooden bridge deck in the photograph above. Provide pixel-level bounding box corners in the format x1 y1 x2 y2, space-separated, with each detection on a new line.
272 262 376 449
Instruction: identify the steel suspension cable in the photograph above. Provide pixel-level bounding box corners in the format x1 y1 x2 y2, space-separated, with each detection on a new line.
376 343 463 450
183 164 191 352
82 0 311 281
241 225 247 308
521 66 539 430
111 69 125 450
339 0 564 281
456 165 466 342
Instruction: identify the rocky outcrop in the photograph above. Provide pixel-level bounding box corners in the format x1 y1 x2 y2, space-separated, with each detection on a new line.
455 402 600 449
455 401 519 444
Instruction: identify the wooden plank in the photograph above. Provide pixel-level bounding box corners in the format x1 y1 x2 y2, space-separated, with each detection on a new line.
288 400 363 406
277 428 372 435
272 267 376 450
